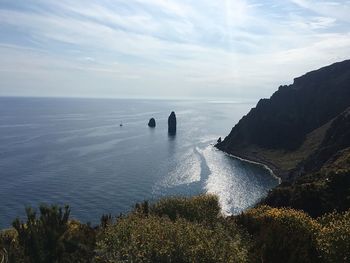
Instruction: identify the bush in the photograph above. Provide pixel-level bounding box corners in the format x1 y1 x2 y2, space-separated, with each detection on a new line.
148 194 221 224
95 214 249 263
0 229 24 263
13 205 71 262
264 169 350 217
236 206 320 263
100 214 113 229
59 220 96 263
12 204 95 263
317 209 350 262
4 196 350 263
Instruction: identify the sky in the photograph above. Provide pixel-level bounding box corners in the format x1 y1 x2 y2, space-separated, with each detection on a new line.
0 0 350 100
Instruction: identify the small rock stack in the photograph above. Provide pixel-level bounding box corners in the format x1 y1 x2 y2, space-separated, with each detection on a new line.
148 118 156 127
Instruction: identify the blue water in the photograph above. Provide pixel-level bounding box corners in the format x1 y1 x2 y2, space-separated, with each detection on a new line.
0 97 279 228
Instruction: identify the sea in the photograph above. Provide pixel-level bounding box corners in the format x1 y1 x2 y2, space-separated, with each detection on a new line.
0 97 279 228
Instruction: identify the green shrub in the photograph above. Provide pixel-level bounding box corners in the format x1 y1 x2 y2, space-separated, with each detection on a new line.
148 194 221 224
264 169 350 217
100 214 113 229
0 229 24 263
13 205 71 263
95 214 249 263
317 209 350 262
236 206 320 263
5 196 350 263
59 220 96 263
12 204 95 263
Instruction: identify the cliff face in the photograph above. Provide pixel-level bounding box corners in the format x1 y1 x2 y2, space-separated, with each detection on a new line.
262 109 350 217
293 108 350 176
216 60 350 217
217 60 350 152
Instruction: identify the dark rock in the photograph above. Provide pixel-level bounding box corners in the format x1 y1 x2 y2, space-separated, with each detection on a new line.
218 59 350 152
215 59 350 217
294 107 350 175
217 137 222 143
148 118 156 128
168 111 177 134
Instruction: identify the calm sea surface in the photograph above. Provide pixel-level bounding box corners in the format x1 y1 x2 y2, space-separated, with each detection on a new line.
0 97 279 228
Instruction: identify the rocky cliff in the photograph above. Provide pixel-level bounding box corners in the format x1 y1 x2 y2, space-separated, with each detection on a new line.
217 60 350 216
218 60 350 150
217 60 350 179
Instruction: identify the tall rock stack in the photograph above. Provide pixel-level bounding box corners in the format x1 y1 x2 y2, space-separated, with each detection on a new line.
168 111 177 135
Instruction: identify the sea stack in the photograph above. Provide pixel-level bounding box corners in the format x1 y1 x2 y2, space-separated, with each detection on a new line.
148 118 156 127
168 111 177 134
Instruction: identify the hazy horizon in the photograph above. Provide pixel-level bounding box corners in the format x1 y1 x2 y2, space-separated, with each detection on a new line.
1 0 350 100
0 94 260 103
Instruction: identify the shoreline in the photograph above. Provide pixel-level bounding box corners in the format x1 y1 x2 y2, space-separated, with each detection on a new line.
214 146 285 183
225 152 282 184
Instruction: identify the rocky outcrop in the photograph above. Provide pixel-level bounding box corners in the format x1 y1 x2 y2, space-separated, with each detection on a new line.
148 118 156 128
292 107 350 176
168 111 177 134
217 60 350 152
214 59 350 217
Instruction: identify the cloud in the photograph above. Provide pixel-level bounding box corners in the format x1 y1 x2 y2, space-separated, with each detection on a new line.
291 0 350 23
135 0 193 17
0 0 350 99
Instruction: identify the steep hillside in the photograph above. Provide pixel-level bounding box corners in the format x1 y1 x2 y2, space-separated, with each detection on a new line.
216 60 350 217
293 107 350 176
217 60 350 179
217 60 350 151
263 109 350 217
263 147 350 217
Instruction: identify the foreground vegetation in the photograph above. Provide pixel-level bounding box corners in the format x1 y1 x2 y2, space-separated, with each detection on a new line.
1 194 350 263
263 146 350 217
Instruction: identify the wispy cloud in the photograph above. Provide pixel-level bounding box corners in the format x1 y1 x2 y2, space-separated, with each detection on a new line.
0 0 349 99
291 0 350 23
